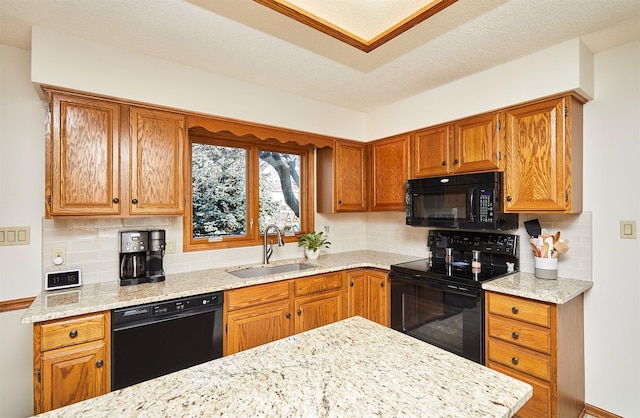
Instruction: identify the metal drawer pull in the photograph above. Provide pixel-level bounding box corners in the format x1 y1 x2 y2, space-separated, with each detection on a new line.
69 330 78 338
511 306 519 314
512 357 519 365
512 332 519 340
96 360 104 368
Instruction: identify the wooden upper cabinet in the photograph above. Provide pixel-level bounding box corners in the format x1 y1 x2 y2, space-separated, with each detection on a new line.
454 113 504 173
411 113 504 179
129 107 185 215
369 133 410 211
44 89 186 218
317 140 367 213
46 92 121 217
411 125 452 177
504 95 583 213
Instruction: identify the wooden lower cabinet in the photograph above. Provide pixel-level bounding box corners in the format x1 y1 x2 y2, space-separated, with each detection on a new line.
485 291 585 418
346 269 390 326
33 311 110 415
224 272 346 355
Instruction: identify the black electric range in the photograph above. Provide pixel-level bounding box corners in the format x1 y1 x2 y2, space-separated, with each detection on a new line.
389 229 519 364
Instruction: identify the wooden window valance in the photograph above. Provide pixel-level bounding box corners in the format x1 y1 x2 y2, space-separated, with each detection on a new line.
187 115 336 149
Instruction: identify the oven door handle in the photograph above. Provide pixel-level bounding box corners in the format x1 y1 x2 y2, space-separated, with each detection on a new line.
427 278 481 297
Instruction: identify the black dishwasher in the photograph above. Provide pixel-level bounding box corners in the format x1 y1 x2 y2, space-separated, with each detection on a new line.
111 291 223 390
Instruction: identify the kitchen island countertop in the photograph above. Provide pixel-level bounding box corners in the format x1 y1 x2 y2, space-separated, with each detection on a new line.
34 316 532 418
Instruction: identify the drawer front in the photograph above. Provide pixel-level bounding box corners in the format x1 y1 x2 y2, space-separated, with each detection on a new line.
488 292 551 328
488 314 552 355
295 273 343 296
40 313 106 351
488 361 552 418
225 281 291 311
487 338 551 382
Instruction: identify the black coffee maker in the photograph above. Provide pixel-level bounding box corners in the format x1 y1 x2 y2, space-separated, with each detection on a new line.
119 230 149 286
147 230 166 283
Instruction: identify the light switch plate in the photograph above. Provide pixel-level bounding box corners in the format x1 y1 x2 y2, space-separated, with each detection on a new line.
620 220 636 239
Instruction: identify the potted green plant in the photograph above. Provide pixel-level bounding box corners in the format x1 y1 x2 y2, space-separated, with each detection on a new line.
298 231 331 260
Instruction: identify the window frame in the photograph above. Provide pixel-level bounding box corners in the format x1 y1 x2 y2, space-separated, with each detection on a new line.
183 130 314 252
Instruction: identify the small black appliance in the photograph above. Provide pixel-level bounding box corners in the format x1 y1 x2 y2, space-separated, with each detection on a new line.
147 229 166 283
119 230 149 286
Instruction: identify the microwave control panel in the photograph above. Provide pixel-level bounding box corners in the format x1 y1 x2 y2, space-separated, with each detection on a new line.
478 189 494 222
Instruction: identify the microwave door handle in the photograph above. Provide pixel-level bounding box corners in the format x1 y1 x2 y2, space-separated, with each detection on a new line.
468 190 475 222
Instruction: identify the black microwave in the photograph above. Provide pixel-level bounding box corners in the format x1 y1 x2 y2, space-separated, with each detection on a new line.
405 172 518 230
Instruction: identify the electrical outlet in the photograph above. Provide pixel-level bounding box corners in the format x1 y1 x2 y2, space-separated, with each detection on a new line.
52 248 66 266
324 225 330 235
166 240 176 254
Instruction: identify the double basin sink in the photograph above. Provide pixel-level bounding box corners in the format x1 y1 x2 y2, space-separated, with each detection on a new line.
227 262 316 278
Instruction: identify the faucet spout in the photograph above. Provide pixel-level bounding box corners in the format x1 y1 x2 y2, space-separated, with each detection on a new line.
263 224 285 264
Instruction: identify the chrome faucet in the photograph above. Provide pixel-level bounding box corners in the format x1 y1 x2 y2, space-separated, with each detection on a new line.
263 224 285 264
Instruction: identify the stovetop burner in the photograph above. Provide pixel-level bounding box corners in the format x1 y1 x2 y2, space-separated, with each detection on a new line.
390 229 520 288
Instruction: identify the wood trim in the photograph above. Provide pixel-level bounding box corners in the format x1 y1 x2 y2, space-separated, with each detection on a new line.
0 297 36 313
581 403 623 418
254 0 458 53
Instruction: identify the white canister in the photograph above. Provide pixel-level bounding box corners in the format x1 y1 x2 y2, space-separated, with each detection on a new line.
534 257 558 279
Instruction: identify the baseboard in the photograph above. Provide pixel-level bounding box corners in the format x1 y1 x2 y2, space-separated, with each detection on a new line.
581 403 623 418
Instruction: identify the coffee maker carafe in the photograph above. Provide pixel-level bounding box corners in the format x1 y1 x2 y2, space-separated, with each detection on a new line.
147 229 166 283
120 231 149 286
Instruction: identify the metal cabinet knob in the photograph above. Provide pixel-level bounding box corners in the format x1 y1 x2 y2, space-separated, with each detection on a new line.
350 282 354 287
297 309 302 316
512 332 519 340
441 161 446 166
454 159 459 164
337 200 342 205
511 357 519 365
380 281 385 287
113 197 119 204
511 306 519 314
96 360 104 368
69 330 78 338
285 313 291 319
132 199 138 204
506 195 513 202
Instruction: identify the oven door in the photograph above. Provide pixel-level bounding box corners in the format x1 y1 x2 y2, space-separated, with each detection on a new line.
390 272 484 364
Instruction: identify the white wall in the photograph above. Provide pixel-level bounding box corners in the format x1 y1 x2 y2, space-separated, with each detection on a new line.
582 40 640 416
0 45 43 418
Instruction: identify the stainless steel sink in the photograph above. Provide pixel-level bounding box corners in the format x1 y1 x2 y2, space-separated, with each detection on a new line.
227 263 316 278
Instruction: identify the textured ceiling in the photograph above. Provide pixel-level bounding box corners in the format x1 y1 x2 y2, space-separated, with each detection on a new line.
1 0 639 112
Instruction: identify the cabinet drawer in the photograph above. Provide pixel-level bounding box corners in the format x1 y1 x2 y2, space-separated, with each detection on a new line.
225 281 291 311
488 292 551 328
488 361 552 418
487 338 551 382
40 313 106 351
295 273 343 296
487 314 552 355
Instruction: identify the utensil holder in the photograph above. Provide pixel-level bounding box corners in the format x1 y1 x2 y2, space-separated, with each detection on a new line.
534 257 558 279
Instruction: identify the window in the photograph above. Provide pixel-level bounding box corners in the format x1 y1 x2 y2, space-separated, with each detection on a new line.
185 130 314 251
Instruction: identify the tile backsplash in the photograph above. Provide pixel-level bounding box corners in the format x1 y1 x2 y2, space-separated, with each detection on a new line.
43 211 592 286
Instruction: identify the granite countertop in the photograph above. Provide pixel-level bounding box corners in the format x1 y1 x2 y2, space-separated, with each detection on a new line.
22 250 421 324
483 272 593 304
34 316 532 418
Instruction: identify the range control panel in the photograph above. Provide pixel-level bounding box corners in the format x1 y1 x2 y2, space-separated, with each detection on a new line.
428 230 519 256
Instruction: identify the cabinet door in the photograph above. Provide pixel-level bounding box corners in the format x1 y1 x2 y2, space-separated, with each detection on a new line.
454 113 504 173
48 94 121 216
504 98 568 212
367 270 390 327
346 270 367 318
225 300 293 356
412 125 452 177
370 134 410 210
294 290 344 334
335 141 367 211
39 341 108 413
129 107 185 215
